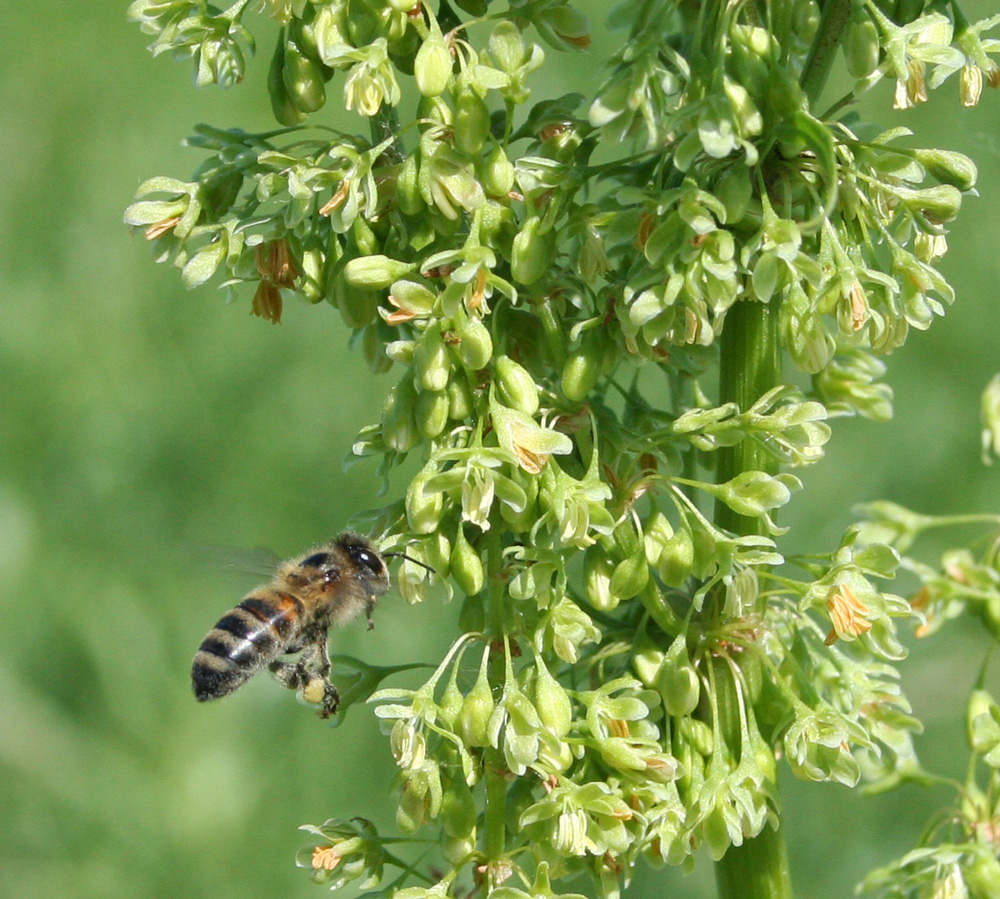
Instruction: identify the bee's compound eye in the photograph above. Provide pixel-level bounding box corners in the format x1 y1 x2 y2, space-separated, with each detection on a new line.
301 552 331 568
353 547 384 575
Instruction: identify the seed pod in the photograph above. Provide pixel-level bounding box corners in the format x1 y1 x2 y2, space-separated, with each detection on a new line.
896 183 963 223
458 647 495 748
414 22 452 97
454 87 490 156
912 148 978 192
715 165 753 224
382 373 419 453
481 145 515 197
632 633 665 687
657 635 700 718
656 525 694 588
511 216 555 286
298 240 325 303
268 29 306 126
609 552 649 600
416 388 449 438
457 317 493 370
396 152 425 215
283 38 326 114
344 254 417 290
440 776 477 838
494 355 539 415
533 654 572 738
406 463 444 534
561 328 607 402
332 277 378 328
414 325 450 392
450 525 485 596
362 323 393 375
583 544 618 611
843 11 880 79
447 376 475 420
967 689 999 754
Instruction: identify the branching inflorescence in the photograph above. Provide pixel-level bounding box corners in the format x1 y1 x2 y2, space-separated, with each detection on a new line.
126 1 1000 897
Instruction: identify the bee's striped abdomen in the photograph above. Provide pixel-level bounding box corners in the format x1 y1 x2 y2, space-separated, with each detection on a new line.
192 592 303 702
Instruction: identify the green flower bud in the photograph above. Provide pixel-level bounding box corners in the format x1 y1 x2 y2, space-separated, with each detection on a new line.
332 278 378 328
458 647 495 748
511 216 556 286
609 552 649 601
657 525 694 588
382 373 419 453
450 525 485 596
677 715 714 758
482 145 515 197
964 849 1000 898
438 661 464 729
362 323 393 375
396 776 429 834
454 87 491 156
441 833 477 866
268 29 306 126
561 328 606 402
447 376 475 420
397 153 425 216
406 462 445 533
532 653 572 738
709 471 797 519
715 165 753 224
344 255 417 290
658 636 700 718
457 317 494 370
912 148 978 192
895 183 963 223
494 355 539 415
584 544 618 611
385 339 415 366
283 39 326 113
842 12 880 79
967 689 1000 754
416 388 449 438
728 25 771 91
298 240 324 303
440 776 477 838
632 633 665 687
414 24 452 98
414 326 450 392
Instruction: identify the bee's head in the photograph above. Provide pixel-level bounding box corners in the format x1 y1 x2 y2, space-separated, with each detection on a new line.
334 532 391 597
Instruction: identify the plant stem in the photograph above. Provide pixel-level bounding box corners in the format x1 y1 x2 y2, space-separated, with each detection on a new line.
713 297 792 899
715 825 793 899
715 299 782 531
800 0 852 107
482 522 508 877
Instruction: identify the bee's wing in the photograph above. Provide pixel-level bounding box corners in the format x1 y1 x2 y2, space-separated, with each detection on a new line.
187 542 283 589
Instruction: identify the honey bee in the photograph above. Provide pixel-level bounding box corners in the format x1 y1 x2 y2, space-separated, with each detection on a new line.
192 532 416 718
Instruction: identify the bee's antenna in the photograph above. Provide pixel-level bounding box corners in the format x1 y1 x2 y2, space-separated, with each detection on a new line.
384 552 437 575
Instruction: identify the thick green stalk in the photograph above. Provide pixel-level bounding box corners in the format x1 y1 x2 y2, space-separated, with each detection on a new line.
799 0 852 107
715 299 782 531
713 298 792 899
482 523 508 876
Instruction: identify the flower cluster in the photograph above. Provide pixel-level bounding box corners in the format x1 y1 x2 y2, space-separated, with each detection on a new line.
126 1 1000 897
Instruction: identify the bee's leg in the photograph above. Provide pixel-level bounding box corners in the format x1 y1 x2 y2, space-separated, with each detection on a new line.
309 639 339 719
365 594 377 631
268 658 310 690
268 639 339 717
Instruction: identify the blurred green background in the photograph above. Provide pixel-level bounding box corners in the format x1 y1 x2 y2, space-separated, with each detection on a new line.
1 2 998 898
